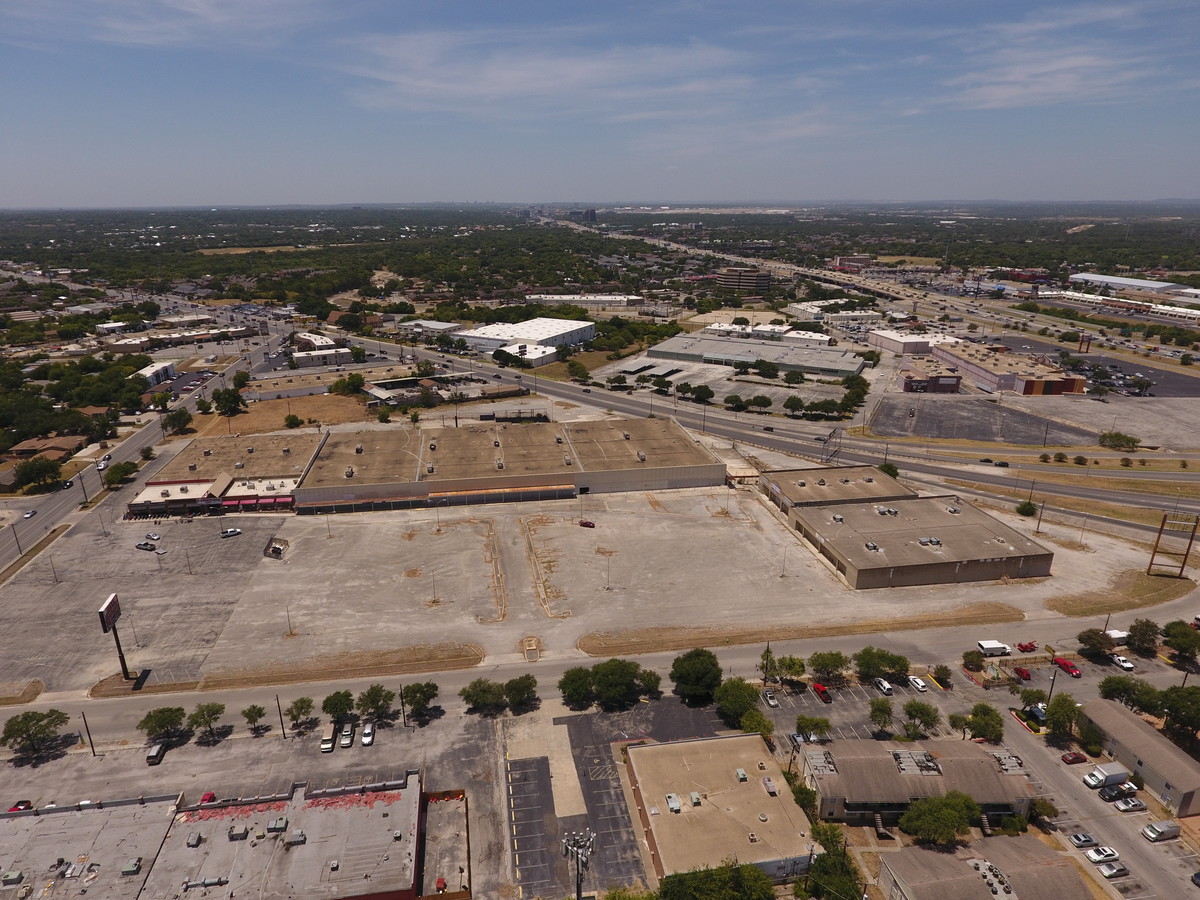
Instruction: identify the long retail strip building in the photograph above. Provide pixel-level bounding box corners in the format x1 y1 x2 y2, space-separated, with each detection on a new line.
126 422 1052 589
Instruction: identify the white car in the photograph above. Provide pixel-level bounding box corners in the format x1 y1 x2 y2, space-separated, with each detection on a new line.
1110 654 1134 671
219 528 242 538
145 532 161 541
1085 847 1119 864
361 723 375 746
908 676 928 692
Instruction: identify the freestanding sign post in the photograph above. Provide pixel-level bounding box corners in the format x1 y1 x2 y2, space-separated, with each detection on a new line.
98 593 131 681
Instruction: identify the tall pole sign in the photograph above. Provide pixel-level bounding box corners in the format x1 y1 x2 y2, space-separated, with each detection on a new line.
98 593 132 680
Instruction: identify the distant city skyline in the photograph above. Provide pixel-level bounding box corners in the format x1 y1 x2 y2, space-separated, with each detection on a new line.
2 0 1198 208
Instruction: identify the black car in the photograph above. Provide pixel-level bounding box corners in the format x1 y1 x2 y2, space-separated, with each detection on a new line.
1098 782 1137 802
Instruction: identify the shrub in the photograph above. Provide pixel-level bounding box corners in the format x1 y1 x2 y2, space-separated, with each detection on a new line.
1015 501 1037 517
1073 455 1088 465
962 650 985 672
1120 457 1132 467
1053 452 1068 462
1038 453 1050 463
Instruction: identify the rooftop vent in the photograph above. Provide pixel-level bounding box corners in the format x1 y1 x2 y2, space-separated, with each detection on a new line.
496 459 504 470
427 464 434 474
355 444 363 454
246 446 254 453
179 485 188 493
555 436 563 444
797 480 806 487
865 541 879 551
282 447 290 455
564 455 573 465
203 448 212 457
864 476 874 482
344 467 354 478
833 514 844 523
494 439 500 447
947 506 960 514
188 463 197 471
623 432 631 440
234 461 244 469
429 442 436 451
637 450 646 462
840 478 850 484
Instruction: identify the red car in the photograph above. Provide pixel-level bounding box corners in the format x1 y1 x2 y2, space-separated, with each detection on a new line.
578 520 596 528
1053 657 1082 678
812 683 832 703
1061 751 1088 765
7 800 31 812
199 792 216 804
1013 667 1031 681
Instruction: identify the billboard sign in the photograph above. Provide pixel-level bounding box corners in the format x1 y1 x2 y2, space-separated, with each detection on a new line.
98 593 121 634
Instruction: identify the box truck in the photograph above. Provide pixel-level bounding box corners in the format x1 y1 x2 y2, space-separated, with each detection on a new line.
977 640 1012 657
1083 762 1130 788
1105 630 1130 646
1141 820 1180 842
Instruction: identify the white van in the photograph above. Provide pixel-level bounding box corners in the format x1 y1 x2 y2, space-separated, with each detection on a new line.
319 723 336 753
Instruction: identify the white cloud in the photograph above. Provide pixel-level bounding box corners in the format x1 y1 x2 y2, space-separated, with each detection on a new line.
941 48 1153 109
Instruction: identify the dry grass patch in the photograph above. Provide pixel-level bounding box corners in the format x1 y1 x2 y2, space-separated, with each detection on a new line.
578 602 1022 656
0 680 44 706
944 479 1171 528
190 393 375 439
1046 569 1195 617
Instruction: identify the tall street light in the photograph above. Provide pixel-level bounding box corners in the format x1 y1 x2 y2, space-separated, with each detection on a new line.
562 830 594 900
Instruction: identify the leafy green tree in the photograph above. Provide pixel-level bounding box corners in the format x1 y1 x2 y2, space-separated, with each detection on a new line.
504 674 538 709
1164 620 1200 665
195 397 213 414
724 394 745 410
776 654 806 684
1127 618 1159 656
637 667 661 697
138 707 186 740
868 697 894 733
139 446 155 460
162 407 193 434
878 462 899 479
0 709 70 754
152 391 172 411
566 359 589 381
232 370 251 390
188 702 226 738
691 384 714 403
784 370 803 385
669 648 723 705
1160 684 1200 739
899 791 979 846
783 395 804 416
356 683 396 721
212 387 246 416
1016 500 1037 516
759 645 778 684
714 676 760 726
321 690 354 723
1077 628 1116 656
377 408 391 423
932 664 952 686
1019 689 1047 710
949 712 971 738
558 666 595 709
808 651 850 684
350 345 367 363
460 678 507 713
285 697 313 728
591 658 642 710
1045 693 1080 738
902 700 941 738
795 714 832 738
741 708 775 741
284 414 303 428
962 650 985 672
14 456 62 488
1030 797 1060 823
968 702 1005 742
853 645 909 681
401 682 439 719
658 860 774 900
241 705 266 733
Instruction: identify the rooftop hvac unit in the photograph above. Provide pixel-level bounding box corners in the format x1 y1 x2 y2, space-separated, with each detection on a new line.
355 444 363 454
246 446 254 453
429 443 436 451
636 451 646 462
427 464 434 474
265 483 276 491
865 541 879 551
282 447 290 455
797 480 806 487
344 466 354 478
203 449 212 456
947 506 960 514
817 479 826 486
864 476 874 482
555 436 563 444
493 439 500 447
877 507 888 515
623 432 631 440
833 514 844 523
564 455 573 465
179 485 188 493
840 478 850 484
235 461 244 469
160 490 170 498
188 463 197 471
496 459 505 470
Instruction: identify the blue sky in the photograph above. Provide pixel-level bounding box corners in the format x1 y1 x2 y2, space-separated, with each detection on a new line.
2 0 1198 207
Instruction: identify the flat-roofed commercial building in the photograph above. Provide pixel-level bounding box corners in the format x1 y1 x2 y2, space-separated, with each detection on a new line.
648 334 866 378
898 358 963 393
132 360 177 386
292 418 725 513
867 329 962 356
790 496 1053 589
1078 699 1200 817
802 739 1035 826
453 317 595 352
293 347 354 367
1069 273 1182 293
526 293 645 308
717 266 771 292
931 343 1085 395
625 735 818 887
878 838 1090 900
0 794 181 900
294 331 337 351
759 466 915 513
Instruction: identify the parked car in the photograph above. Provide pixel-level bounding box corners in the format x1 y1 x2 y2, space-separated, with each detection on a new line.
1068 832 1097 848
1110 654 1134 671
1115 797 1147 813
908 676 928 692
1013 667 1032 681
763 690 779 708
1053 657 1082 677
145 532 161 541
812 683 832 703
578 520 596 528
1099 782 1138 802
1086 847 1119 864
339 723 355 748
361 723 375 746
135 541 157 552
219 528 242 538
1061 751 1088 765
199 792 217 804
872 677 893 695
1097 862 1130 879
7 800 32 812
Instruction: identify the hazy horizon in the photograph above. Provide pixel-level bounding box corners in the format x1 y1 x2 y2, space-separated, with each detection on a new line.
3 1 1199 207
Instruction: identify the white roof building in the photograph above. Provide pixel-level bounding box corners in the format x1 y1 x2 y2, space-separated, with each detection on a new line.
453 317 595 352
1068 273 1182 293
